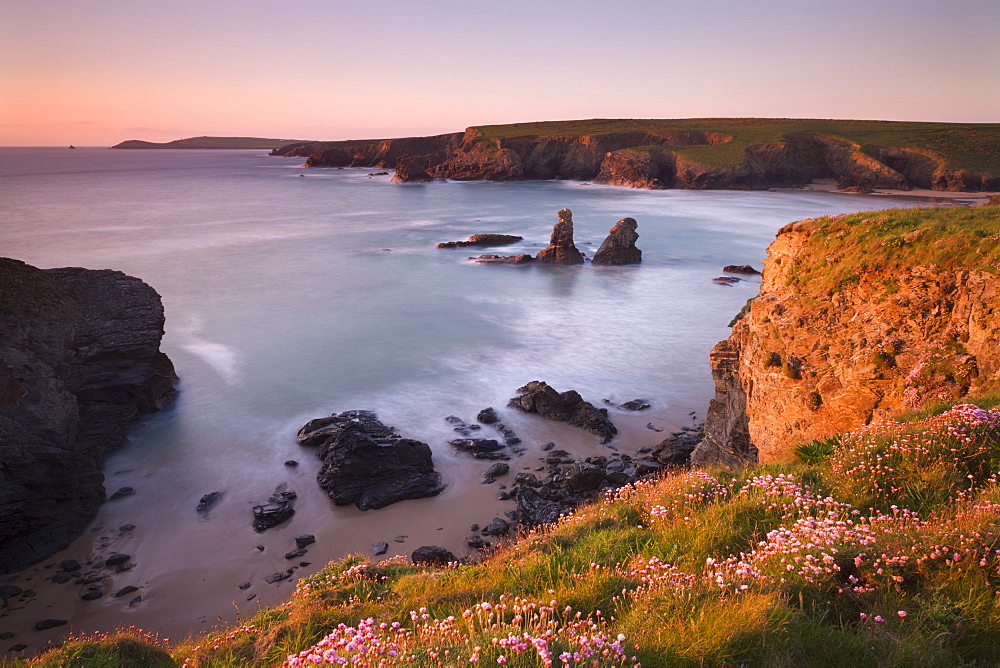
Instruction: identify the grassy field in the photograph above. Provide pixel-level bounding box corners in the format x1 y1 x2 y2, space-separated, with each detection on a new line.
472 118 1000 171
11 391 1000 667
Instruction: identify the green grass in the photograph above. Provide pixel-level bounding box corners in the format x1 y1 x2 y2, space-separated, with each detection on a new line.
471 118 1000 171
781 204 1000 296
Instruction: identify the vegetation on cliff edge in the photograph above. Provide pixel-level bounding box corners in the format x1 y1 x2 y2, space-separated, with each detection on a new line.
473 118 1000 171
780 204 1000 295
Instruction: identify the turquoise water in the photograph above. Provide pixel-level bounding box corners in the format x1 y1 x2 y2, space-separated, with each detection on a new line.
0 147 916 642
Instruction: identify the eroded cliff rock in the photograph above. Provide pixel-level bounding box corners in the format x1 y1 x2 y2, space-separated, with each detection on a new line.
535 209 584 264
693 205 1000 466
0 259 177 572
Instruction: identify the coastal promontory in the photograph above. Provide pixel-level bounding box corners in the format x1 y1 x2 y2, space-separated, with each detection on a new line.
0 258 177 572
693 203 1000 466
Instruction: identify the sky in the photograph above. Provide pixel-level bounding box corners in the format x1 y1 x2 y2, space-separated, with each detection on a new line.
2 0 998 146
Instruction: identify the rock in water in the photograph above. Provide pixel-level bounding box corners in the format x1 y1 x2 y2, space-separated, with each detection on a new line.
509 381 617 443
252 484 296 532
592 217 642 265
534 209 584 264
436 234 523 249
469 254 534 265
723 265 761 275
0 258 177 573
390 155 434 183
299 410 445 510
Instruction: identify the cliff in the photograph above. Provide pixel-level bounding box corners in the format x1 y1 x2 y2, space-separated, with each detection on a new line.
112 136 308 149
693 204 1000 466
0 259 177 572
289 119 1000 192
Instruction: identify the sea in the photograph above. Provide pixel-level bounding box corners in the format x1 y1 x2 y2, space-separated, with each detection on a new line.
0 147 920 649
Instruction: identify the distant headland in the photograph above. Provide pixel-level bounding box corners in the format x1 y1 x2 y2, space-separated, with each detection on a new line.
272 118 1000 193
111 136 311 150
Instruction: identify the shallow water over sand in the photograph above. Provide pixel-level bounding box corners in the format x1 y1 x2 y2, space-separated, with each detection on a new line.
0 148 918 650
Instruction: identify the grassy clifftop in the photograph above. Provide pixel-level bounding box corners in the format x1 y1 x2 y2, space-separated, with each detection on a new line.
780 203 1000 295
472 118 1000 171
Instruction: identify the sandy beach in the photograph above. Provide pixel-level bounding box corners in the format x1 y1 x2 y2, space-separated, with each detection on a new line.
786 178 997 204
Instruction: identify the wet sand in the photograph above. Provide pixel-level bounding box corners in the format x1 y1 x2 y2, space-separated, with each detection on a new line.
786 178 997 205
0 401 693 656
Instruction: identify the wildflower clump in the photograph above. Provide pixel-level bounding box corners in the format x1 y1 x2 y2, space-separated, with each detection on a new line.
830 404 1000 510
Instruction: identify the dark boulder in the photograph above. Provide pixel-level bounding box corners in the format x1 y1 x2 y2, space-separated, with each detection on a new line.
620 399 651 411
411 545 457 566
58 559 81 572
391 155 434 183
373 541 388 556
467 535 489 549
34 619 67 631
652 425 703 467
304 411 445 511
104 553 131 567
477 407 499 424
723 265 761 275
436 234 523 249
295 534 316 549
592 217 642 265
534 209 584 264
108 487 135 501
509 381 617 443
450 439 506 459
445 415 481 436
196 491 224 516
484 462 510 480
483 517 510 536
112 585 138 598
252 484 296 532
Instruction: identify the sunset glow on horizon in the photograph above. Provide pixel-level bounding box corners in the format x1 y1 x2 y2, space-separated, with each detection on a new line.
2 0 998 146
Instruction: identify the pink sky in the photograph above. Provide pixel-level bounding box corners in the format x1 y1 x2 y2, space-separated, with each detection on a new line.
2 0 998 146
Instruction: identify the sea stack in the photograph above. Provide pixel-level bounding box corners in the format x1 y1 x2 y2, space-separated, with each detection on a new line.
534 208 584 264
591 217 641 265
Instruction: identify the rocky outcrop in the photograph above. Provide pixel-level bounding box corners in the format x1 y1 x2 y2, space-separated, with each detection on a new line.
390 155 434 183
0 259 177 573
436 234 523 249
535 209 584 265
592 218 641 265
298 410 445 510
509 381 617 443
693 207 1000 466
301 133 463 168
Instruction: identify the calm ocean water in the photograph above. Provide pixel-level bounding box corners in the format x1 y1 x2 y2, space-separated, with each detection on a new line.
0 147 916 643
